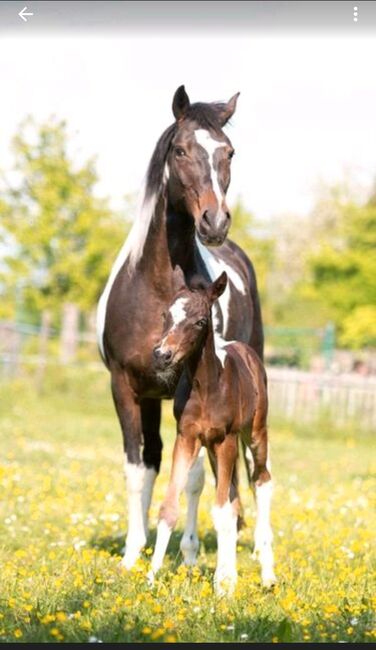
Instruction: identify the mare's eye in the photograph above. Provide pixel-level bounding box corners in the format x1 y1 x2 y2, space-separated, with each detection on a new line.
195 318 207 328
228 150 235 160
175 147 186 158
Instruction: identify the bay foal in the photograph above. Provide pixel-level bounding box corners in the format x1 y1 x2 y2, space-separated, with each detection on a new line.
150 272 276 593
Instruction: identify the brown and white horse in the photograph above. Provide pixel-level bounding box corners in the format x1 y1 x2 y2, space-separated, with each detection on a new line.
149 272 276 593
96 86 264 570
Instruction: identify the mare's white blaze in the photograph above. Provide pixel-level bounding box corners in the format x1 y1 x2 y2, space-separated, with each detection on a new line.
150 519 173 577
194 128 225 208
195 235 246 337
254 479 276 587
212 500 238 594
180 449 205 566
122 461 148 569
169 297 188 327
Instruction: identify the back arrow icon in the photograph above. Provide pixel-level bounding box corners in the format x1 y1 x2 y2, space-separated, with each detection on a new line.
19 6 34 22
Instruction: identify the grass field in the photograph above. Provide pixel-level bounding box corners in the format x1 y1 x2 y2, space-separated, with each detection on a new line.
0 368 375 643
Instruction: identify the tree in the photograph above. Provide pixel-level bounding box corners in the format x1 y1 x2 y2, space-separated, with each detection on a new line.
306 194 376 349
0 117 127 359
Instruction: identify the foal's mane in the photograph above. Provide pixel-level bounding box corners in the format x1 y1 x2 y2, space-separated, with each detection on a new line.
127 101 226 269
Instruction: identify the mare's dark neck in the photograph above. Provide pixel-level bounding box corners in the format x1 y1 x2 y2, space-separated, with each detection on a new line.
139 189 198 285
166 203 196 278
185 322 222 396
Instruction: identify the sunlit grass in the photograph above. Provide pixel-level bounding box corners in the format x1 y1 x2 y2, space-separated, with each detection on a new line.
0 369 375 643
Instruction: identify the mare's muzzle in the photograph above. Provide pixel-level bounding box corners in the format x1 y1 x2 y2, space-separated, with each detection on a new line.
197 208 231 247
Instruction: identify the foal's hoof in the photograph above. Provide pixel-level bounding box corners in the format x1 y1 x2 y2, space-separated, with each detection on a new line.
146 569 156 586
262 571 277 589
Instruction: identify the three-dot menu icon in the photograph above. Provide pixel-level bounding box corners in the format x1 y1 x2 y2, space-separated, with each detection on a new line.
353 6 358 22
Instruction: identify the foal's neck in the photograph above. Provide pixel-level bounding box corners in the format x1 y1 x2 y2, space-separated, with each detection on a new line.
186 323 222 396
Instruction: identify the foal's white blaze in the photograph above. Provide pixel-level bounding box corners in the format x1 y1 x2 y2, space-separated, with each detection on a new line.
122 461 148 569
254 479 276 587
194 129 226 208
180 449 205 565
169 297 188 327
196 235 246 338
212 500 238 594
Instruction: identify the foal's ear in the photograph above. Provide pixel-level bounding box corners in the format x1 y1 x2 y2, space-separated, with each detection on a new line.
207 271 228 303
172 85 191 121
172 264 186 291
216 92 240 126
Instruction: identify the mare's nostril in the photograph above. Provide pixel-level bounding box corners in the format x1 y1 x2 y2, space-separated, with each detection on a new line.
164 350 173 362
202 210 210 226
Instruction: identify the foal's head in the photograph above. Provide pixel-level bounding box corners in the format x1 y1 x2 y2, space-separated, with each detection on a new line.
149 86 239 247
153 272 228 370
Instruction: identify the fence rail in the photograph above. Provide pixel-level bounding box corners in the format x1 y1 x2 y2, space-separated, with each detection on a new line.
267 367 376 430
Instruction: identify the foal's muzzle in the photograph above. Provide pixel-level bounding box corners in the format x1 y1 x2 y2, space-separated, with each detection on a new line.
153 346 173 369
197 209 231 247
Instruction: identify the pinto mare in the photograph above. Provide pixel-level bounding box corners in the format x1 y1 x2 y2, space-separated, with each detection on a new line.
150 272 276 593
96 86 264 570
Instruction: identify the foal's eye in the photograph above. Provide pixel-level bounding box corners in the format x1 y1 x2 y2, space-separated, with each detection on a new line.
228 150 235 160
175 147 186 158
195 318 207 328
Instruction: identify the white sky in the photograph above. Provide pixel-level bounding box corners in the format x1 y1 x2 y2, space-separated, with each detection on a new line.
1 34 376 219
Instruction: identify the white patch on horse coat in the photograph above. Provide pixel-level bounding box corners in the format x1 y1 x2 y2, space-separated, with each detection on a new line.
195 235 246 338
180 450 205 565
169 297 188 327
212 500 238 593
254 479 276 587
194 129 225 208
96 162 169 359
122 461 148 569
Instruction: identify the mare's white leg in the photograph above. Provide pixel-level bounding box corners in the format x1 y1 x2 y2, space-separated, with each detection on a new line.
180 448 205 565
122 461 148 569
141 467 158 534
212 500 238 595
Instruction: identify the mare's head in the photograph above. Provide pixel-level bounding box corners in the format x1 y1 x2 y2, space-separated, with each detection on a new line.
147 86 240 247
153 272 228 370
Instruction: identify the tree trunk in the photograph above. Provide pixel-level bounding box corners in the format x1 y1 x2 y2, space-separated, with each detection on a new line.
35 309 51 391
60 302 80 364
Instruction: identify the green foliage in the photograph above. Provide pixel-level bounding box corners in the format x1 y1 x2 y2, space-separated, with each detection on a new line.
0 117 127 321
307 199 376 349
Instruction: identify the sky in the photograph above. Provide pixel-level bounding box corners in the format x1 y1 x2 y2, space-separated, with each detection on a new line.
1 32 376 220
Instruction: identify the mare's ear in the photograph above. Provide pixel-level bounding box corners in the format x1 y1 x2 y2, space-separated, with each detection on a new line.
216 92 240 126
172 264 186 291
207 271 227 304
172 85 190 121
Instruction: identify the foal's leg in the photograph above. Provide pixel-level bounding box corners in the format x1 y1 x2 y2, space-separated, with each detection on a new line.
246 425 276 587
111 371 147 570
150 431 200 577
140 399 162 535
180 447 205 565
211 433 239 595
